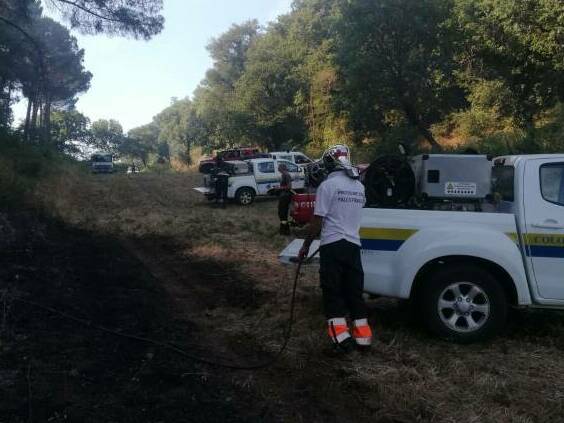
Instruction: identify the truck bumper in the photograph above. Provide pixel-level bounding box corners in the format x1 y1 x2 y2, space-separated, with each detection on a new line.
193 187 215 199
278 239 320 264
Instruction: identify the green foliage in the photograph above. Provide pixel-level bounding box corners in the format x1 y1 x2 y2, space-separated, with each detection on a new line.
89 119 124 154
43 0 164 39
124 122 159 166
129 0 564 161
0 1 92 141
453 0 564 128
206 20 260 89
535 104 564 153
50 109 90 154
332 0 464 151
33 17 92 103
127 98 199 168
155 98 193 165
1 0 164 146
0 130 82 207
188 21 262 151
234 22 310 150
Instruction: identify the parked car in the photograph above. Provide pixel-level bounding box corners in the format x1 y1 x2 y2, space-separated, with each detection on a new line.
198 147 267 174
269 151 313 166
91 153 113 174
281 154 564 343
194 158 305 205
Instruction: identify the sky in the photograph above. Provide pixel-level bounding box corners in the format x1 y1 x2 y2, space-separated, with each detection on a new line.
13 0 293 132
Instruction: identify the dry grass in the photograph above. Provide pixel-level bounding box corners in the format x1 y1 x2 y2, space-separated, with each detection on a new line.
32 169 564 422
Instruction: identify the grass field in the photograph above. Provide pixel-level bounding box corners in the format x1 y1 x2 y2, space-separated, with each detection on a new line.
4 169 564 422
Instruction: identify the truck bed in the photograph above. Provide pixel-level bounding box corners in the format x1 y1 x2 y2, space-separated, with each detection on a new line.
281 207 523 300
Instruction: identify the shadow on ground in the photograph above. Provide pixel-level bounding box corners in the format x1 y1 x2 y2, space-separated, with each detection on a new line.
0 211 263 423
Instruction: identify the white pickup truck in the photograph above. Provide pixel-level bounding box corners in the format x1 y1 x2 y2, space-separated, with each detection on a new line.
195 158 305 205
281 155 564 342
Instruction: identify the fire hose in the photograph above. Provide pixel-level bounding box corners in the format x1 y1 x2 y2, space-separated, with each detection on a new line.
12 248 320 371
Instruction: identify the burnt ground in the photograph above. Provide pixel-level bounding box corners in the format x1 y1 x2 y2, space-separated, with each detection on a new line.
5 172 564 422
0 212 268 423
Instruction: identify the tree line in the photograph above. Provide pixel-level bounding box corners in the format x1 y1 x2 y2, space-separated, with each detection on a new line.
2 0 563 169
0 0 163 156
126 0 564 167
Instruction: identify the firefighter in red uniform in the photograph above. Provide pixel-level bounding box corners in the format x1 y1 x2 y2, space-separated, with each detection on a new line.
299 145 373 353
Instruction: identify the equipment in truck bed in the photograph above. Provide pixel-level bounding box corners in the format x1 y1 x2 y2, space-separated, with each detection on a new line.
364 154 493 209
296 152 496 225
412 154 493 201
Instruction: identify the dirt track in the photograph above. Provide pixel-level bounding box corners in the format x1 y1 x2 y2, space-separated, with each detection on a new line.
3 172 564 422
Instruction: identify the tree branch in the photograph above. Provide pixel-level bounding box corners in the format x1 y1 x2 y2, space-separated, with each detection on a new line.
0 15 47 84
0 15 42 53
50 0 122 23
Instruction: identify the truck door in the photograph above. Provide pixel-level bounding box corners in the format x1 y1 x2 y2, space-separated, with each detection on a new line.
254 161 279 195
523 159 564 299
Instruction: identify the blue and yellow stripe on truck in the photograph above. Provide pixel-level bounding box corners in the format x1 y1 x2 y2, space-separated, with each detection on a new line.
526 234 564 258
360 228 418 251
361 228 564 257
507 233 564 258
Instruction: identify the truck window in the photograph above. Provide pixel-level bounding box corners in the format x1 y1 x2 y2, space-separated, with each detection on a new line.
281 161 299 173
540 163 564 206
258 162 275 173
91 154 112 163
295 155 311 164
279 155 292 161
491 165 515 202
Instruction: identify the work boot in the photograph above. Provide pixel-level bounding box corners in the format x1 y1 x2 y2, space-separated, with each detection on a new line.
351 318 373 349
327 317 354 354
279 222 290 235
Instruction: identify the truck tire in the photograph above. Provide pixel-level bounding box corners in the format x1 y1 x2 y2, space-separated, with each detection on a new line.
420 264 508 343
236 187 255 206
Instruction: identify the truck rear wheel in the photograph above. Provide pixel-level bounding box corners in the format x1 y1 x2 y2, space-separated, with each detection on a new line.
236 187 255 206
420 265 508 343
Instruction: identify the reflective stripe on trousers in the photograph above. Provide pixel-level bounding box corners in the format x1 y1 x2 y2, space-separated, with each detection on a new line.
327 317 351 344
352 318 372 346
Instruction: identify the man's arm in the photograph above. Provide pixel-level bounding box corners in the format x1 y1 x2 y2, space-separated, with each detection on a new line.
299 215 322 259
299 180 330 259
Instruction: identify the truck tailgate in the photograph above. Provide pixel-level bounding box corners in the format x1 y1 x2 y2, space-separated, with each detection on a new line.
278 239 320 264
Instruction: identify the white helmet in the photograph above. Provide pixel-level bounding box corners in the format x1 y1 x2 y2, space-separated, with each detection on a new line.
322 144 359 179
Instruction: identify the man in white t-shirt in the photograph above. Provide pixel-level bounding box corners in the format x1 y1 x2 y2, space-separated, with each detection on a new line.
299 145 372 353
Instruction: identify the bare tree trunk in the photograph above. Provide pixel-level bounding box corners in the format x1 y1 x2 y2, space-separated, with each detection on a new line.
401 102 442 152
24 95 32 140
6 82 13 126
31 91 39 142
39 100 44 135
0 76 6 128
44 92 51 143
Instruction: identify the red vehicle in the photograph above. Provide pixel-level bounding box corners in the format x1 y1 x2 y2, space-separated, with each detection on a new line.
198 147 268 174
290 193 316 225
289 164 369 225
